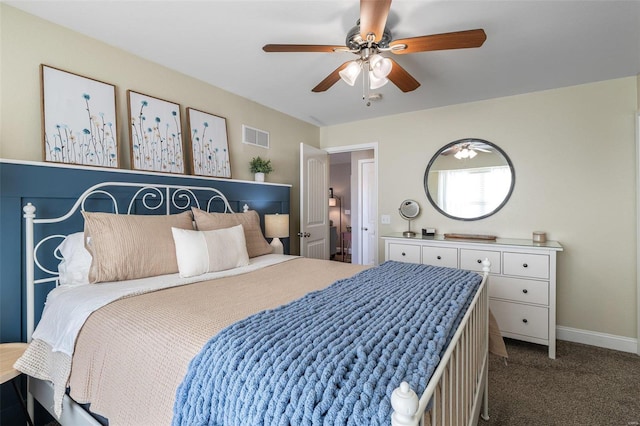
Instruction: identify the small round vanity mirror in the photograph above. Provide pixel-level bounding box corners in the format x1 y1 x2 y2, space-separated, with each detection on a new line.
424 138 515 221
399 199 420 237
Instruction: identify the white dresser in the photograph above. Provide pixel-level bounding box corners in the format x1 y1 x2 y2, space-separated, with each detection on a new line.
382 234 563 358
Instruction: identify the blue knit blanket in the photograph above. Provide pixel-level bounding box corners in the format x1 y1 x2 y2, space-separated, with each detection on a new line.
173 261 482 426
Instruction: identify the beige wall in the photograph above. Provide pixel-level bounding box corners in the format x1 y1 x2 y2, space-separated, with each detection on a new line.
0 4 320 254
321 77 638 340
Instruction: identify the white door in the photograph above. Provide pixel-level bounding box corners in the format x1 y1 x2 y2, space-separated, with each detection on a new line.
300 143 330 259
359 159 377 265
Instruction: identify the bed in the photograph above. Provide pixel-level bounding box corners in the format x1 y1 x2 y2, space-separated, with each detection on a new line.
14 181 492 426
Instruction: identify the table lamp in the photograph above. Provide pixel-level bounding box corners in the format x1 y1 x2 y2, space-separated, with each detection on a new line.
265 213 289 254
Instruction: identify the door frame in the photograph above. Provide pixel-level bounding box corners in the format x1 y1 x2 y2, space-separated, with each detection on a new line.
325 142 378 265
636 111 639 355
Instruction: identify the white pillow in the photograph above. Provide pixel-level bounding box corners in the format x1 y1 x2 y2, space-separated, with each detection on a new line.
171 225 250 278
56 232 92 286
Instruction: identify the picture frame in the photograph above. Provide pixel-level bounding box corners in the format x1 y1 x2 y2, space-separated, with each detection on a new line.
127 90 184 174
186 108 231 178
41 65 119 168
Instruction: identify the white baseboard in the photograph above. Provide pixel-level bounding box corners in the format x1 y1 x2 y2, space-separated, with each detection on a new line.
557 326 638 354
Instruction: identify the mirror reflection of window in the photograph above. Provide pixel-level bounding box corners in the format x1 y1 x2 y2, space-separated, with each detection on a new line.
436 166 511 219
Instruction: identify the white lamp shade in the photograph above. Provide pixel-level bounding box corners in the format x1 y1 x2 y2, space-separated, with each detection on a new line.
339 61 362 86
265 214 289 238
369 71 389 90
370 54 392 78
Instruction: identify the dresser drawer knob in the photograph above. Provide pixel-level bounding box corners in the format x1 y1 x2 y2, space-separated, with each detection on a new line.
437 255 442 260
477 259 482 264
523 263 528 268
522 289 528 294
401 252 406 256
522 319 528 324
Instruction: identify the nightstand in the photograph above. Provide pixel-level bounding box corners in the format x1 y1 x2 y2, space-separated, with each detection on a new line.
1 343 34 426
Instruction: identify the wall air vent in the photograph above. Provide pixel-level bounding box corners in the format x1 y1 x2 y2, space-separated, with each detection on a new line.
242 125 270 149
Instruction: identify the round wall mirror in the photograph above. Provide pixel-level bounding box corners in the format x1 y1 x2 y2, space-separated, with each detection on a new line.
424 139 515 221
399 199 420 237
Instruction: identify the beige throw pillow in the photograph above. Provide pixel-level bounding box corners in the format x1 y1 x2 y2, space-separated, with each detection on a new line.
83 211 193 283
191 208 273 258
171 225 250 277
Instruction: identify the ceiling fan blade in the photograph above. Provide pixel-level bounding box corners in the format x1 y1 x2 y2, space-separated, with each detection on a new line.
263 44 347 53
312 62 351 93
390 29 487 54
387 59 420 92
359 0 392 42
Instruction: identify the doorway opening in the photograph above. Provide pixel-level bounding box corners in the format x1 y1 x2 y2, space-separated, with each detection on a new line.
329 152 350 262
327 143 378 265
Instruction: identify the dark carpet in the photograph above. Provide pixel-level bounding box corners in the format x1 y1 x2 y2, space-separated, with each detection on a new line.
480 339 640 426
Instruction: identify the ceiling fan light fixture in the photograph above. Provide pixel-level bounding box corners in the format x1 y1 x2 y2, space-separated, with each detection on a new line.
370 54 392 78
454 147 477 160
339 61 362 86
369 71 389 89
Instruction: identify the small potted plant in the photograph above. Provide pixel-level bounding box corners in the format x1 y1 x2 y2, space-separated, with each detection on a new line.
249 156 273 182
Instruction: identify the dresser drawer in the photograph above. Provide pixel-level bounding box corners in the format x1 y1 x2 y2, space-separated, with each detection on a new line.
460 249 501 273
387 243 421 263
490 299 548 340
489 276 549 305
503 252 549 279
422 247 458 268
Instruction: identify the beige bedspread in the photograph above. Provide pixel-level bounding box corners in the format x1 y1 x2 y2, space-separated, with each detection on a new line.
69 258 366 425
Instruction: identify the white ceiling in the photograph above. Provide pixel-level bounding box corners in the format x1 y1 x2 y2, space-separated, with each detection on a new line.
8 0 640 127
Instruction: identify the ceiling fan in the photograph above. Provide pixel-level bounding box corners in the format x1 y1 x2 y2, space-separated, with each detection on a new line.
442 141 493 159
263 0 487 94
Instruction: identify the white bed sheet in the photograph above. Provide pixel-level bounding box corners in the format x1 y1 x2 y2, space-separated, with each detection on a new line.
33 254 297 356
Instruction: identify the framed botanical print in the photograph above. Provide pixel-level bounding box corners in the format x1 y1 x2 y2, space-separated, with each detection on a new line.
127 90 184 174
186 108 231 178
41 65 119 167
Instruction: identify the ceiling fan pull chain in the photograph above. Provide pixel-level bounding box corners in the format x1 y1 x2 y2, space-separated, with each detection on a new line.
361 63 367 104
365 61 372 107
